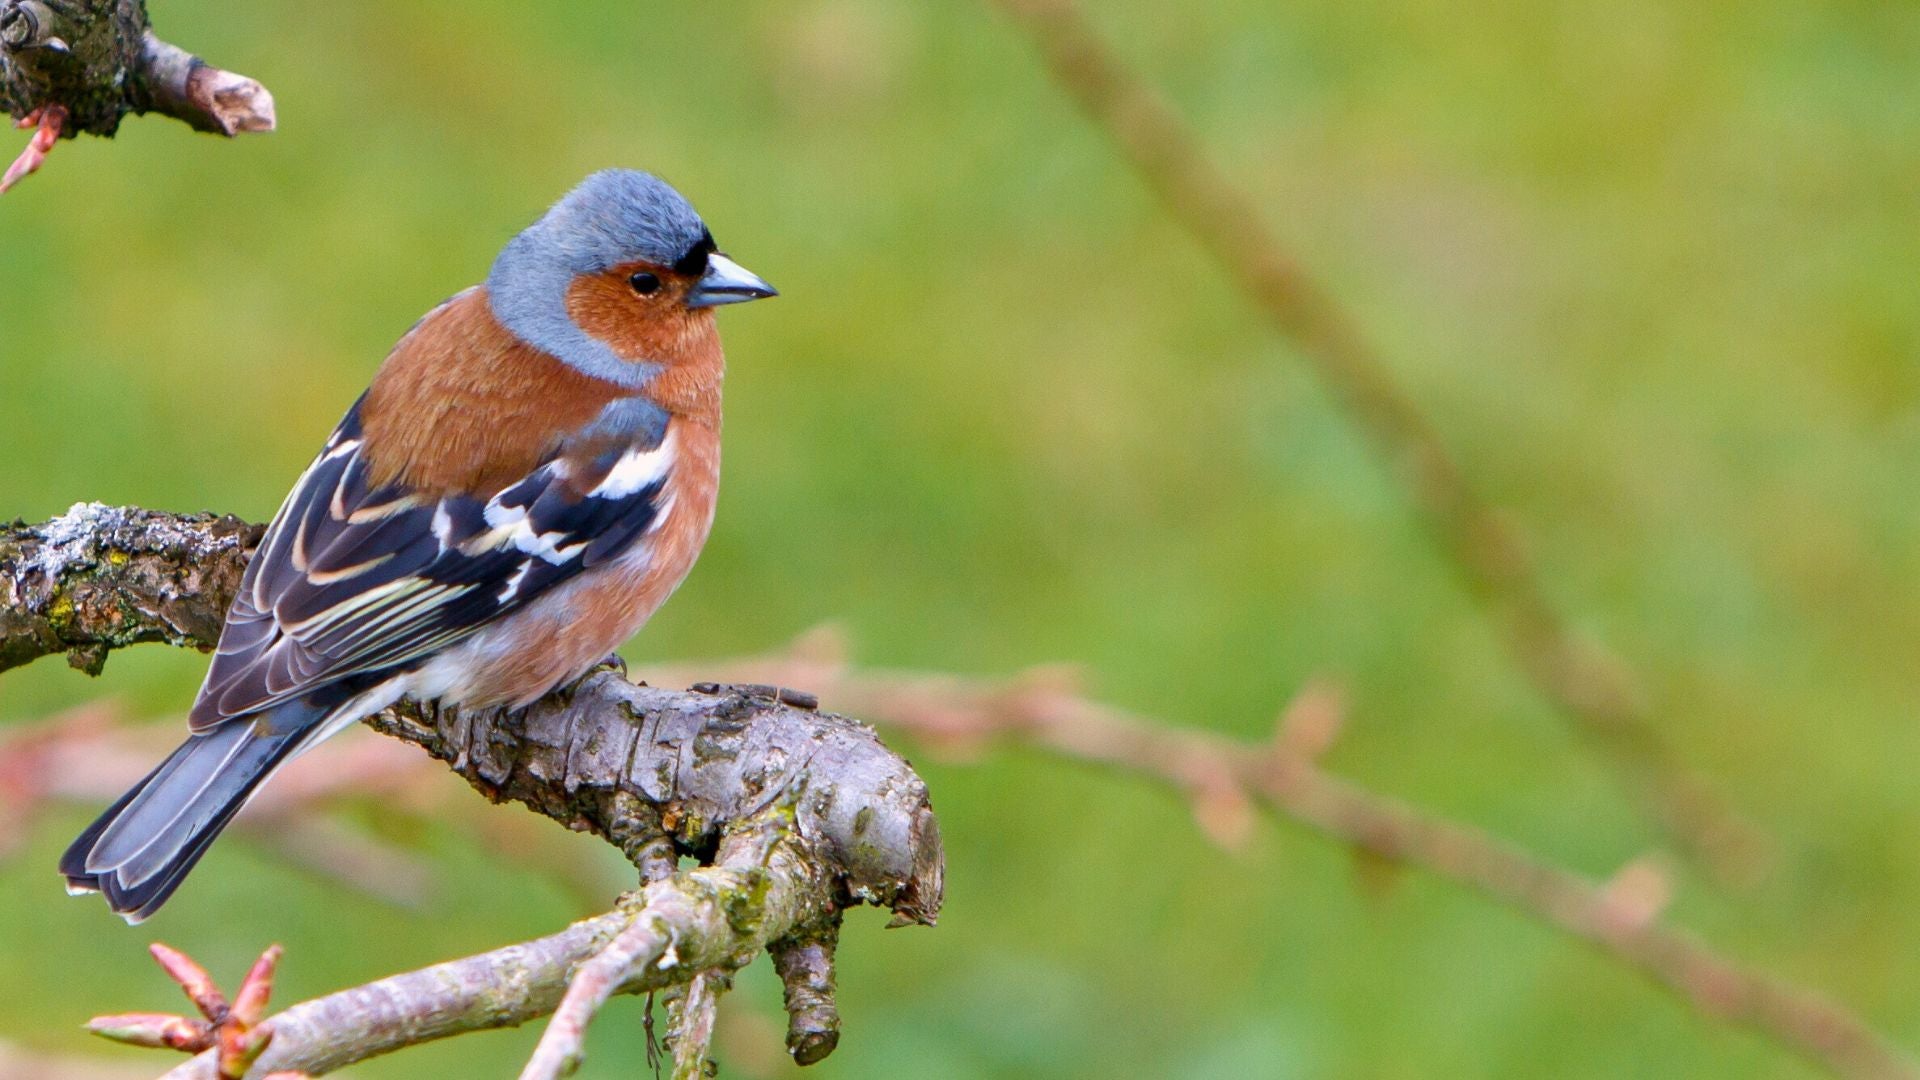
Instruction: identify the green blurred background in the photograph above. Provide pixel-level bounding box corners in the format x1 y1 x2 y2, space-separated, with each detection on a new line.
4 0 1920 1076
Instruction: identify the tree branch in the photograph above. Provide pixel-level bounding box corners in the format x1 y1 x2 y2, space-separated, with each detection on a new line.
129 672 943 1077
663 972 726 1080
0 505 942 1076
1 0 274 191
0 504 259 675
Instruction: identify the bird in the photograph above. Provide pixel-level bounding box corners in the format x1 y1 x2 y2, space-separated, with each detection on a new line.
59 169 776 922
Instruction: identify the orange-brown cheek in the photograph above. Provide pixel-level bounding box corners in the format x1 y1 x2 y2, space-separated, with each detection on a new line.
564 269 725 422
566 271 687 364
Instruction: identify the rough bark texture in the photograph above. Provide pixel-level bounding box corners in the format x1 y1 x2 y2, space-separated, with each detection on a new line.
0 505 942 1076
1 0 274 138
0 503 261 675
373 671 944 927
771 928 842 1064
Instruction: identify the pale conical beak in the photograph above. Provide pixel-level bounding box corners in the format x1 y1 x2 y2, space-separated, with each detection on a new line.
687 253 777 308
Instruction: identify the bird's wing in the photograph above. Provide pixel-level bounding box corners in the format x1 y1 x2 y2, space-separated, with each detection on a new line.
187 400 672 732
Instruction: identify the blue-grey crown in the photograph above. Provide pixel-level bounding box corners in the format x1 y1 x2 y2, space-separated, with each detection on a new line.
486 170 713 388
518 170 711 275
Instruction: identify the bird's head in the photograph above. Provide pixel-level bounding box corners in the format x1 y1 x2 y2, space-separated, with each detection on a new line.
486 170 776 390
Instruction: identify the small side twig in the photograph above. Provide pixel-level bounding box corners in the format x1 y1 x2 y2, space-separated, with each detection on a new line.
89 942 281 1079
523 793 818 1080
771 927 842 1066
665 972 727 1080
134 31 274 136
519 908 676 1080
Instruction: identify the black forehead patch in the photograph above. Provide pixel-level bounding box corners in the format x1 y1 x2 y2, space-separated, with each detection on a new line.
673 230 717 276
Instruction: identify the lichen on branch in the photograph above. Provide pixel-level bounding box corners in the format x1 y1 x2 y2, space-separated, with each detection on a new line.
0 503 260 674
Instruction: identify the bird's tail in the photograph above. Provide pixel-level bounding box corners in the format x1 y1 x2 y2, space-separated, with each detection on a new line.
59 697 332 923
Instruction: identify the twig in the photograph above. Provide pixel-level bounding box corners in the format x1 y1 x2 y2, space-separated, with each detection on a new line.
155 841 832 1080
152 909 630 1079
521 909 675 1080
666 972 727 1080
89 942 281 1079
981 0 1761 878
526 788 802 1080
770 928 841 1066
134 31 275 136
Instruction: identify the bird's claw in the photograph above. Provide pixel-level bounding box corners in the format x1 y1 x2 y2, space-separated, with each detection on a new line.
2 104 66 193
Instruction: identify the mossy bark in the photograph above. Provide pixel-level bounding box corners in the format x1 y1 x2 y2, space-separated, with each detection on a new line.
0 504 260 674
0 0 273 139
0 0 144 135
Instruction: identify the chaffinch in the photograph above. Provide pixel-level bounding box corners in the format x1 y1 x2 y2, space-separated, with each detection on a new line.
60 169 776 921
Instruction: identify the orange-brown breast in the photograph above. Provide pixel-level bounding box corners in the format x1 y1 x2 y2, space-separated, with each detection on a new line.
359 289 626 495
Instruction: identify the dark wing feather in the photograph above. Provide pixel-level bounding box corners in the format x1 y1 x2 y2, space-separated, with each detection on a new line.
188 401 669 732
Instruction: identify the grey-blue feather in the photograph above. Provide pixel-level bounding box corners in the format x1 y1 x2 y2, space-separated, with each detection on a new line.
486 169 714 388
577 395 671 445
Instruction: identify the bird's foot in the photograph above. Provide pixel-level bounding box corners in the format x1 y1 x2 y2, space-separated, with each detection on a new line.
2 105 67 194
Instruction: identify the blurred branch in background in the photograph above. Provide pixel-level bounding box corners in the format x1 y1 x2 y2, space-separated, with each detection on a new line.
0 508 943 1079
983 0 1764 881
0 0 274 193
649 631 1919 1080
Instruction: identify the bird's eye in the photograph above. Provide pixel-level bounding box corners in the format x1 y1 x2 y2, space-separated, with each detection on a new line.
628 272 661 296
